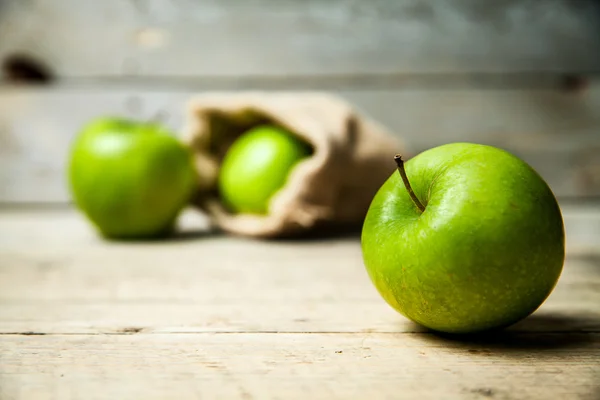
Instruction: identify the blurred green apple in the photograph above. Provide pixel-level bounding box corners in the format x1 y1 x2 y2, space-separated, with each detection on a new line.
218 125 312 215
68 117 197 239
361 143 565 334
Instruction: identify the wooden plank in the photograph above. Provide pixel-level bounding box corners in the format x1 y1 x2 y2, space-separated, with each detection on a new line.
1 333 599 400
0 297 598 335
0 209 598 335
0 0 599 78
0 210 599 399
1 85 600 202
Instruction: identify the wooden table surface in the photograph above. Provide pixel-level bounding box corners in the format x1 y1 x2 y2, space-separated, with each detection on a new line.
1 208 599 400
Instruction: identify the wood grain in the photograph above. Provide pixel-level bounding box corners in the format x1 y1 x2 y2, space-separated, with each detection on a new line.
2 2 600 397
0 209 598 335
0 297 599 335
1 0 599 79
0 210 599 399
1 333 599 400
2 85 600 202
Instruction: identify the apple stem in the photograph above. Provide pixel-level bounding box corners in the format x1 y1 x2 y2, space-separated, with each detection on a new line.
394 154 426 213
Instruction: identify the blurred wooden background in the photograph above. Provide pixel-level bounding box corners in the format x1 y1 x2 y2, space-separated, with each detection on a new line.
1 0 599 203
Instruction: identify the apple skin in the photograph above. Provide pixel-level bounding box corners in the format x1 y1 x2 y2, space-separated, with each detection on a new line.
218 125 312 215
68 117 197 239
361 143 565 334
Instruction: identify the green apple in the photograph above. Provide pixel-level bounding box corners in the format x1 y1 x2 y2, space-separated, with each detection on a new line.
361 143 565 334
218 125 312 215
68 117 197 239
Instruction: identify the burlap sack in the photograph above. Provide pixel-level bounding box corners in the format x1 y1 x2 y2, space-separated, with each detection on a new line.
184 92 406 238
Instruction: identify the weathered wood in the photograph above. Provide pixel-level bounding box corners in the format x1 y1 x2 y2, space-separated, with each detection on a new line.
0 209 599 335
1 0 599 79
0 209 599 399
1 333 599 400
0 297 598 335
1 85 600 202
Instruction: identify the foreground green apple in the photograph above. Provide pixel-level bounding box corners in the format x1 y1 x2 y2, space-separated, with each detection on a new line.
361 143 565 334
218 125 312 215
68 117 197 239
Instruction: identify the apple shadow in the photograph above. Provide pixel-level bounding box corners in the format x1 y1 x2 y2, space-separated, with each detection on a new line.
271 224 363 243
417 312 600 399
167 228 223 242
101 227 220 244
419 312 600 353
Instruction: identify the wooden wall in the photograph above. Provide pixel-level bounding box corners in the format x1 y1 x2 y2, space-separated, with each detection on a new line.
1 0 599 203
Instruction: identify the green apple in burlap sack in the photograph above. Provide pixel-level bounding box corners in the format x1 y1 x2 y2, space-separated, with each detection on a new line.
218 125 312 215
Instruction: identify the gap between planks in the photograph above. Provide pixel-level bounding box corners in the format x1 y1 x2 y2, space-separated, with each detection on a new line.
1 331 600 336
